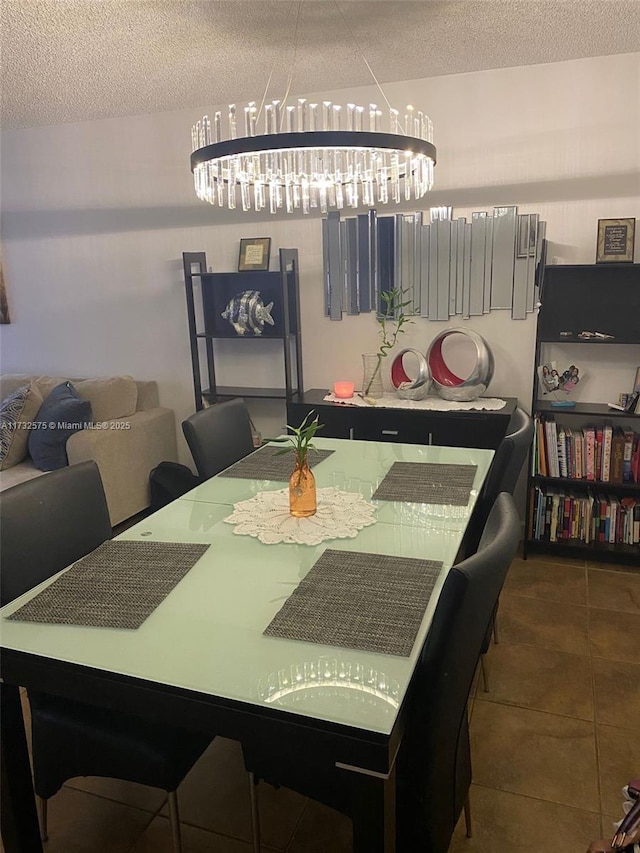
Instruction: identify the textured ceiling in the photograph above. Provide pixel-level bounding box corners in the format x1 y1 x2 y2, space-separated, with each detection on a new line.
2 0 639 129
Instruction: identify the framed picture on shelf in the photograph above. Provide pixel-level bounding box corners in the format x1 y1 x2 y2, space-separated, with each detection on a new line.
238 237 271 272
596 217 635 263
633 366 640 394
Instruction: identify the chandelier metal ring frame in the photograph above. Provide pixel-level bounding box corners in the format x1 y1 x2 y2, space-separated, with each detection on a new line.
191 114 438 215
190 3 437 215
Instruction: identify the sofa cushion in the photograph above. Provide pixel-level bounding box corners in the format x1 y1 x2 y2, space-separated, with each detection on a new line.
0 375 35 401
0 382 44 470
74 376 137 423
28 382 93 471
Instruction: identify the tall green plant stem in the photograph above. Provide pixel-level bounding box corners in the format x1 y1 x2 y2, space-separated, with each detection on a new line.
363 289 413 395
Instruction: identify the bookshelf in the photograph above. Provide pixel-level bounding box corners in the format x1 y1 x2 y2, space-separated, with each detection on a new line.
524 264 640 565
182 249 303 412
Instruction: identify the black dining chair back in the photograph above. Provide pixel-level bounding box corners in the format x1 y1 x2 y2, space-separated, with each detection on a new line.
0 461 212 853
482 405 534 500
396 491 521 852
242 492 521 853
182 398 255 480
0 460 112 608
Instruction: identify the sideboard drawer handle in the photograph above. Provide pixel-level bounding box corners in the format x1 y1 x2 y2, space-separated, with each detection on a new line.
381 429 399 436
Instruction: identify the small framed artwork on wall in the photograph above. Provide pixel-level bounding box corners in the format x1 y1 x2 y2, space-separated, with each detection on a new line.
238 237 271 271
596 217 635 263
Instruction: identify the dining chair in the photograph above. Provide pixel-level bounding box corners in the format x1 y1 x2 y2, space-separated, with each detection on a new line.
0 461 213 853
243 492 521 853
182 398 255 480
474 406 534 691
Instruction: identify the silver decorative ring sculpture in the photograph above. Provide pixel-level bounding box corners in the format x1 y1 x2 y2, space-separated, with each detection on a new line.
391 348 432 400
427 328 494 401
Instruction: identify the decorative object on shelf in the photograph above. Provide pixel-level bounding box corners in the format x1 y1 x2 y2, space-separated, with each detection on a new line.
427 328 494 402
238 237 271 271
390 349 431 400
577 330 616 340
596 217 635 264
271 411 323 517
223 486 377 546
361 354 384 401
333 381 354 399
221 289 275 336
322 205 547 321
190 6 435 215
537 361 581 408
361 289 413 400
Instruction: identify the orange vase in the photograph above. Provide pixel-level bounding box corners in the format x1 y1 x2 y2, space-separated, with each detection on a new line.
289 456 317 517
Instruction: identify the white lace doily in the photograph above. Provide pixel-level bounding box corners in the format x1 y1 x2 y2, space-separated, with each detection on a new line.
224 486 377 545
323 392 506 411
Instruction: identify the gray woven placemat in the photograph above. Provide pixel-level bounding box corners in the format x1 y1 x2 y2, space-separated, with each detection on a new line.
220 446 334 481
372 462 477 505
264 548 442 657
7 540 209 629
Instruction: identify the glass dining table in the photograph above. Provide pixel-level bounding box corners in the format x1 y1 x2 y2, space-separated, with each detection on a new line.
0 437 494 853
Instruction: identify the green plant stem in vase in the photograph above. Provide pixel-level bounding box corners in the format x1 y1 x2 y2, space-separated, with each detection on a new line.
272 411 324 517
362 289 413 401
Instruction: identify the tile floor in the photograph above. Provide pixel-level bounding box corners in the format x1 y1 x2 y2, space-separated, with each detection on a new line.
12 552 640 853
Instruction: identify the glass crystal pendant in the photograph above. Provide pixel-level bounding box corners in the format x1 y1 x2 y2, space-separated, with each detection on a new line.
190 100 436 215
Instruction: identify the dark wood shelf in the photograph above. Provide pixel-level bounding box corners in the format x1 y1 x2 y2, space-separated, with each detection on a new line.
535 402 639 418
183 249 303 411
526 263 640 565
203 387 298 401
532 475 640 492
538 338 640 345
195 332 294 341
525 538 639 565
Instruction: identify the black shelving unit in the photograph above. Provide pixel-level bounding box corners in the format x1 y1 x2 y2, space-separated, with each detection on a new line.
525 263 640 565
182 249 303 411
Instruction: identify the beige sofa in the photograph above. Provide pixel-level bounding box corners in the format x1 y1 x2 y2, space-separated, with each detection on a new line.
0 375 178 525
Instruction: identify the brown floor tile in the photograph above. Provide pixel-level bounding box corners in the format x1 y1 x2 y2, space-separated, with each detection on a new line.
589 608 640 664
593 658 640 730
588 568 640 614
286 800 352 853
448 784 600 853
160 737 306 850
586 560 640 575
526 551 586 567
481 643 593 719
65 777 166 813
503 557 587 604
498 594 590 655
130 816 276 852
597 724 640 816
470 701 599 812
41 786 153 853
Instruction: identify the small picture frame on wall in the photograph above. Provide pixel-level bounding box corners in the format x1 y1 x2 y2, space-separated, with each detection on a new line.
238 237 271 272
596 218 635 264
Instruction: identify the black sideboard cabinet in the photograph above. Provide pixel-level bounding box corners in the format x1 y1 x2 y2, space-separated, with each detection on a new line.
287 390 518 450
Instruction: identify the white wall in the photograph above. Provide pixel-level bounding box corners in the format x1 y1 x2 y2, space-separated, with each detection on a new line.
1 53 639 468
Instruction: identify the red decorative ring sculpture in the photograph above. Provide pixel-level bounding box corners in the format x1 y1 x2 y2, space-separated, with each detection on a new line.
427 328 494 401
390 348 431 400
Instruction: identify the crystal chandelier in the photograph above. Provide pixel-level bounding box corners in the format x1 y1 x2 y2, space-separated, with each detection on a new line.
190 100 437 215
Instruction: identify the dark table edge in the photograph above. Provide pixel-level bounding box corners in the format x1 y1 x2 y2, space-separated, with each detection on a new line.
0 646 403 776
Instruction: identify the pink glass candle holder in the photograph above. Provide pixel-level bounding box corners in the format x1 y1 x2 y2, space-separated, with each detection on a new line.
333 381 354 399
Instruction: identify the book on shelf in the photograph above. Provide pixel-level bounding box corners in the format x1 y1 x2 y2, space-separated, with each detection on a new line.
600 423 613 483
611 427 626 484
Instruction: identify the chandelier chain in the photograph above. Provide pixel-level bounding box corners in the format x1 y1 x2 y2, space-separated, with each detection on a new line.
331 0 398 128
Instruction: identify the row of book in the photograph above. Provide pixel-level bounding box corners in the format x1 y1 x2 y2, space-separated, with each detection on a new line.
528 486 640 546
532 416 640 483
